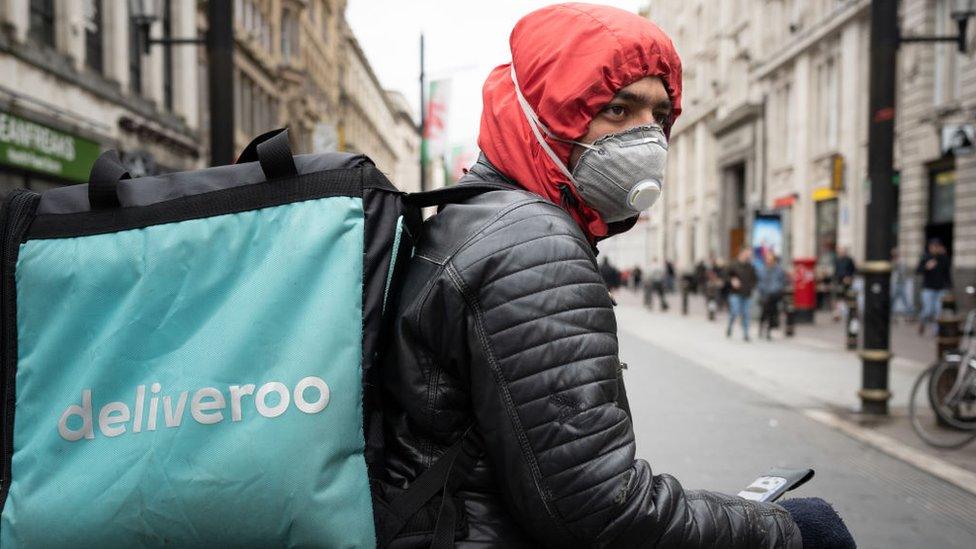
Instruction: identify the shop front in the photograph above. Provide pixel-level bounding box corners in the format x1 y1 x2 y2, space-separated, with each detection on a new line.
0 110 101 197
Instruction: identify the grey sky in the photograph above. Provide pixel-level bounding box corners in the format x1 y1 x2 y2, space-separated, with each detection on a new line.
346 1 646 149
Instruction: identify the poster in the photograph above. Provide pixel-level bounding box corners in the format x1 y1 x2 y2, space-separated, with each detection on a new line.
752 214 783 262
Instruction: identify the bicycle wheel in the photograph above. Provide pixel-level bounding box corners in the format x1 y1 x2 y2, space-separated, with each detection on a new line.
909 364 976 449
927 359 976 431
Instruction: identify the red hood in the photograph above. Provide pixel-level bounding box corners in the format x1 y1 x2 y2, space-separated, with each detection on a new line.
478 3 682 241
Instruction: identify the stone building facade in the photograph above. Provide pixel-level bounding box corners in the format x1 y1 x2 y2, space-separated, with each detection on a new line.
0 0 201 197
609 0 975 306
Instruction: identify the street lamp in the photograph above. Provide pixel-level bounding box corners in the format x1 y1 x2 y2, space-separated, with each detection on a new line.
128 0 235 166
899 0 975 53
129 0 204 54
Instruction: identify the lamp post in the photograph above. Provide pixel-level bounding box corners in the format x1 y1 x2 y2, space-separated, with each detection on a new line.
899 0 975 53
860 0 975 415
128 0 235 166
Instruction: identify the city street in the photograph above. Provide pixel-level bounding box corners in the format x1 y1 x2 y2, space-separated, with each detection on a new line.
617 293 976 548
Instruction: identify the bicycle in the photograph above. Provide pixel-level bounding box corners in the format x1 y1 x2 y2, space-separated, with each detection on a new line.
909 286 976 449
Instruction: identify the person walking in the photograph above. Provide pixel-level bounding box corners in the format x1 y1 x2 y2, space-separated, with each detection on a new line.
727 249 758 341
380 4 853 547
832 247 856 322
757 252 787 340
890 247 913 321
916 238 952 335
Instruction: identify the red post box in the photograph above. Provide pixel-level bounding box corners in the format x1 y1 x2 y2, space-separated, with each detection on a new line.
792 257 817 323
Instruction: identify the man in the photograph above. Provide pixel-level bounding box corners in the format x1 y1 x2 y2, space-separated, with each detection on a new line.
727 249 758 341
832 247 856 321
916 238 952 335
380 4 853 547
890 247 913 321
758 251 787 340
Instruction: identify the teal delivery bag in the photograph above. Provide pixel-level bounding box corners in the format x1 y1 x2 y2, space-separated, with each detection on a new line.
0 130 417 547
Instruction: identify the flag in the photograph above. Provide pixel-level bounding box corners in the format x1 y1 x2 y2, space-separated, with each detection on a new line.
422 79 451 164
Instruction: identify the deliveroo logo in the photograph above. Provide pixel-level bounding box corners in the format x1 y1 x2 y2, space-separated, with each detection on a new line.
57 377 330 441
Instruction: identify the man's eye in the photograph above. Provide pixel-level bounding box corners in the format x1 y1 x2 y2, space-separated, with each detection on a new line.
604 105 627 118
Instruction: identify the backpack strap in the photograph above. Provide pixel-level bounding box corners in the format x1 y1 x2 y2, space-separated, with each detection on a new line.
235 128 298 181
403 182 512 208
377 426 475 548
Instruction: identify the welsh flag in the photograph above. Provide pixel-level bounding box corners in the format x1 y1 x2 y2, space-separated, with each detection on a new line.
422 79 451 164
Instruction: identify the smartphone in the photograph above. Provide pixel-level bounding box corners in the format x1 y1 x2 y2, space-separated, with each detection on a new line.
737 468 814 503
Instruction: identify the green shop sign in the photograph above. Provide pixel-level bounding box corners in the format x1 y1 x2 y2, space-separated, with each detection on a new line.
0 111 100 183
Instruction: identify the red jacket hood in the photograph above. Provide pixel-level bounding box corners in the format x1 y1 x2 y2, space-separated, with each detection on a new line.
478 3 682 241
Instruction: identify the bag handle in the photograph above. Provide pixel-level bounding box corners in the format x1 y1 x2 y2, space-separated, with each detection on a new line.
88 150 129 210
404 183 511 208
235 128 298 181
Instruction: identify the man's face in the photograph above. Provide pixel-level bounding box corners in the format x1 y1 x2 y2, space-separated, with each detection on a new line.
568 77 672 170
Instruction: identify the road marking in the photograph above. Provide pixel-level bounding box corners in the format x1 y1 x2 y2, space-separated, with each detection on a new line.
802 409 976 497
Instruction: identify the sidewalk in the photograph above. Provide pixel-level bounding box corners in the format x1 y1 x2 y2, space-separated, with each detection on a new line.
613 288 976 489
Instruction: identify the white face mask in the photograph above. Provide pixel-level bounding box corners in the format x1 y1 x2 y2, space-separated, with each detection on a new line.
510 66 669 223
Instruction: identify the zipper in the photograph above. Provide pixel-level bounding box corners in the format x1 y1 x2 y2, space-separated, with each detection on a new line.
0 189 40 507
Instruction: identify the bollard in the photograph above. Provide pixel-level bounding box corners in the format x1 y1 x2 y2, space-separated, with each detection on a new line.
784 289 796 337
845 290 859 350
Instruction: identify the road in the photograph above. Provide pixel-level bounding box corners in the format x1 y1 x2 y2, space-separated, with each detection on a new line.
618 327 976 548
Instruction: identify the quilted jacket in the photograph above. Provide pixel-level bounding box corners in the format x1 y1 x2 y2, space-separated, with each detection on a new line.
379 157 803 548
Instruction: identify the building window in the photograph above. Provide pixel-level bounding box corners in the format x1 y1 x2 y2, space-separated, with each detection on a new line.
162 0 174 111
281 9 299 62
29 0 55 47
934 0 962 105
129 17 143 95
929 167 955 225
84 0 104 73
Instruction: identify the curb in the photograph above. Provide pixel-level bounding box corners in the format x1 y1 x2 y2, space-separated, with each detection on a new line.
802 408 976 498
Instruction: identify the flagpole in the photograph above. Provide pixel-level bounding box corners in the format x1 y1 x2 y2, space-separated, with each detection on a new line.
419 33 427 192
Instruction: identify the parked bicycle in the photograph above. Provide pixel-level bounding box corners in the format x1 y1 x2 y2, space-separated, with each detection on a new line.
909 286 976 448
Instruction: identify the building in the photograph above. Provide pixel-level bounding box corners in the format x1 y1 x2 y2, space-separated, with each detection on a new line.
385 90 421 192
230 0 344 154
630 0 974 306
0 0 202 198
338 22 399 177
896 0 976 308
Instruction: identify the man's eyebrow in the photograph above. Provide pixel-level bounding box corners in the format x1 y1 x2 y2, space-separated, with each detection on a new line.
611 91 672 113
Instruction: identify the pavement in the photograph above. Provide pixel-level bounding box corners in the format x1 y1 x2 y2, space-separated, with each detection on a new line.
613 289 976 548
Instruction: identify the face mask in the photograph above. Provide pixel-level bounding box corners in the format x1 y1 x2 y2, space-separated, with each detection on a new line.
510 66 668 223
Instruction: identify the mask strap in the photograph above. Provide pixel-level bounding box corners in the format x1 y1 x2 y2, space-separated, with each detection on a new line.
509 65 579 182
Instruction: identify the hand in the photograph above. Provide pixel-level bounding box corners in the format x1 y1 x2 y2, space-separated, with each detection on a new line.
731 278 741 289
926 259 936 270
779 497 856 549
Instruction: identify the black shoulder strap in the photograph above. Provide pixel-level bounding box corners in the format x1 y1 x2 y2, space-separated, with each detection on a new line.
403 183 512 208
377 427 475 548
88 150 129 210
235 128 298 181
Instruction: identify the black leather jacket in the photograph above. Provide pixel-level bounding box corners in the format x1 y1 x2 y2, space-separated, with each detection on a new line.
380 157 802 548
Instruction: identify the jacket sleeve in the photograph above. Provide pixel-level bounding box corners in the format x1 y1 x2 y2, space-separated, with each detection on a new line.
446 207 802 548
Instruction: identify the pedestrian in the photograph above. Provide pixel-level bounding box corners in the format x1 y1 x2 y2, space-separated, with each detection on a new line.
916 238 952 335
379 4 852 547
645 260 669 311
890 246 913 321
631 264 643 291
599 256 622 293
727 249 758 341
832 246 856 321
714 257 730 311
757 251 787 340
665 258 676 292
